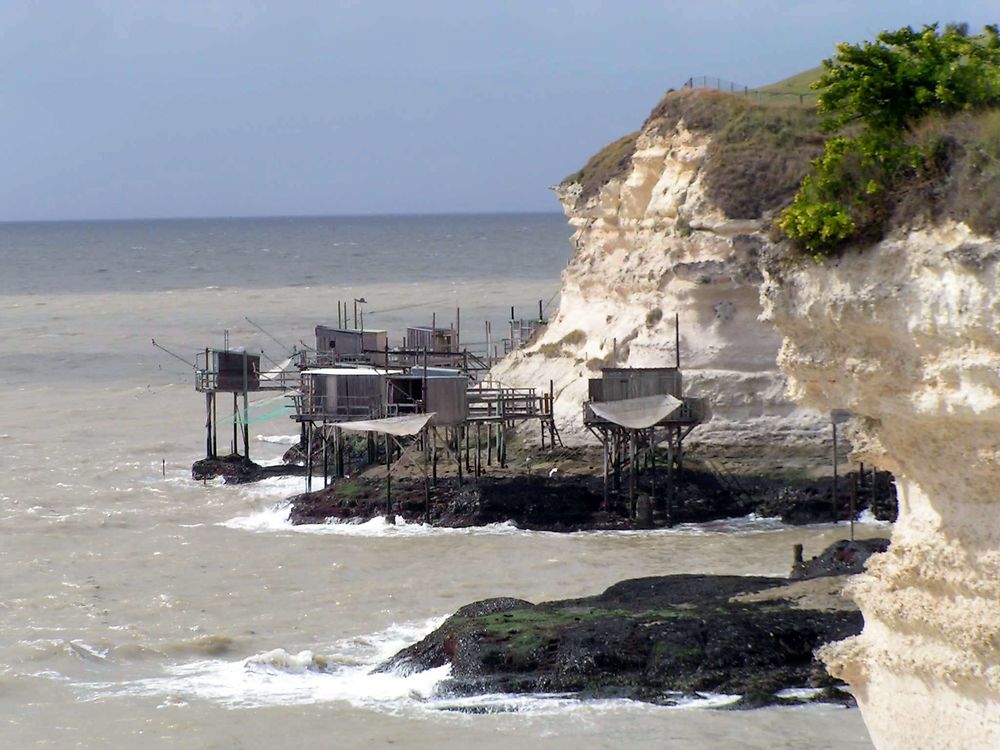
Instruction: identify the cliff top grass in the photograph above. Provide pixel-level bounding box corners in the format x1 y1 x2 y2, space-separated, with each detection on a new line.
562 88 824 219
561 23 1000 247
562 131 639 204
759 67 823 100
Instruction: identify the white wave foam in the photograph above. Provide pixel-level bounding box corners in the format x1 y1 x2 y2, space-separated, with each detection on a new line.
85 617 450 710
856 508 892 527
222 505 522 538
256 434 299 446
238 475 309 501
220 502 291 532
584 514 790 537
81 614 744 717
254 456 290 467
222 504 799 540
244 648 330 673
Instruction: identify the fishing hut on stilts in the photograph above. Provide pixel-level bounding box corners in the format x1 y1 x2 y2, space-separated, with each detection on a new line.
195 348 296 461
181 298 564 523
583 315 707 526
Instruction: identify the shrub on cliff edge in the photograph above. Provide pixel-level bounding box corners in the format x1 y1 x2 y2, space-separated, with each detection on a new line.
780 23 1000 255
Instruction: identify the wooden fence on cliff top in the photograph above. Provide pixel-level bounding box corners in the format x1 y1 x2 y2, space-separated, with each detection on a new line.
682 75 818 107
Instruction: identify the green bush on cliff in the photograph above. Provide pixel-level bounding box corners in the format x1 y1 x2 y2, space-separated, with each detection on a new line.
780 23 1000 255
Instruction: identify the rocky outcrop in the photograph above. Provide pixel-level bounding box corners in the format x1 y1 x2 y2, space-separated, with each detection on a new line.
287 463 896 530
379 571 867 708
761 224 1000 748
191 454 305 484
493 90 826 452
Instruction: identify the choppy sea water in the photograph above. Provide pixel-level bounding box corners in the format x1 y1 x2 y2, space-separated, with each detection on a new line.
0 215 875 748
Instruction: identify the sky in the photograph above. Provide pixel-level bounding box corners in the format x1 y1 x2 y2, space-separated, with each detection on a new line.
1 0 996 221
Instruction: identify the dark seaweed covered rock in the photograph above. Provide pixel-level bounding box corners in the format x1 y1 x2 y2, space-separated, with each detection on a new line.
377 573 862 707
289 476 614 531
191 454 304 484
287 466 898 531
751 470 897 525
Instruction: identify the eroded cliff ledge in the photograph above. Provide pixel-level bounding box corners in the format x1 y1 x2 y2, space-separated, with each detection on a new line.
493 90 827 453
761 224 1000 748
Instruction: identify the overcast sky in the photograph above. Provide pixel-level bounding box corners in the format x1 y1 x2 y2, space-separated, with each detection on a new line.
1 1 996 221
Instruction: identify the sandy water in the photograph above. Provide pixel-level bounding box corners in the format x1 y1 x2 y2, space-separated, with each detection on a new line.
0 217 875 748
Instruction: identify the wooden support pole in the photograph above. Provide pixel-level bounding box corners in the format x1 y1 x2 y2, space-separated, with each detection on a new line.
613 431 621 493
629 431 637 518
212 391 218 458
205 392 213 459
423 428 431 522
232 393 238 456
336 427 345 478
431 428 438 486
305 422 314 493
666 439 675 527
322 424 329 489
476 422 482 477
602 429 610 512
242 350 250 461
487 405 494 466
850 470 858 541
385 434 394 524
464 424 471 472
456 427 464 485
650 428 657 511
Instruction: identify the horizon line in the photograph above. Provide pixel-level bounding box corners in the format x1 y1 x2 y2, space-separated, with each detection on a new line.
0 208 566 226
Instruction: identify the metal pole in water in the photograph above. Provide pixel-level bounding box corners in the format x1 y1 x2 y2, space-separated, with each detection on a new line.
832 423 839 523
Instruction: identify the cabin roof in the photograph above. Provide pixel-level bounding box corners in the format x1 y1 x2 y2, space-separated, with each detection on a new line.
302 367 390 376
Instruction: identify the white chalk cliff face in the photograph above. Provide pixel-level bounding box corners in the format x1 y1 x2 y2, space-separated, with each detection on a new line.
760 225 1000 748
493 103 823 451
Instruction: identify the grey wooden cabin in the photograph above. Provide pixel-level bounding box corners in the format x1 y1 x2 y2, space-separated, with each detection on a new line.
315 325 388 365
405 326 457 353
387 374 469 426
196 349 262 392
296 367 386 422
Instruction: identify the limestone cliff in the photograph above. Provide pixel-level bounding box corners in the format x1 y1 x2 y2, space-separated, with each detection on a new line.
760 225 1000 748
492 90 827 454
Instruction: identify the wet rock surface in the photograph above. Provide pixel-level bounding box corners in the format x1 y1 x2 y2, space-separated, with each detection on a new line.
791 538 891 580
191 454 305 484
378 565 872 708
287 466 897 531
288 476 615 531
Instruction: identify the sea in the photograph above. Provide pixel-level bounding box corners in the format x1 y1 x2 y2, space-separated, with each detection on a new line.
0 214 876 748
